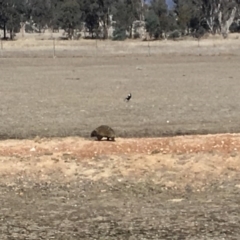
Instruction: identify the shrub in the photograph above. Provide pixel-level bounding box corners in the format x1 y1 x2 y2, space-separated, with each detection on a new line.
112 26 127 41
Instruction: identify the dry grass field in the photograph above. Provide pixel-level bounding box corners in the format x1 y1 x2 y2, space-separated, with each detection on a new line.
1 36 240 239
1 36 240 139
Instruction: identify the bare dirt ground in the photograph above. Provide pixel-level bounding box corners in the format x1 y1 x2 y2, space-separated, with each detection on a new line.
1 37 240 239
1 135 240 239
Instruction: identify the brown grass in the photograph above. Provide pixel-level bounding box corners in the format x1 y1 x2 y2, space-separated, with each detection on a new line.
1 32 240 57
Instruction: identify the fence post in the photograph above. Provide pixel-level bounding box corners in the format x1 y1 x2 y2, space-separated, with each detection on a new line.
148 41 150 56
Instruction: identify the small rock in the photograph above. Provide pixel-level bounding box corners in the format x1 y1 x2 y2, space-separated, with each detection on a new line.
151 149 160 155
33 136 41 143
230 151 238 158
51 158 59 162
168 198 184 203
30 147 36 152
44 152 53 156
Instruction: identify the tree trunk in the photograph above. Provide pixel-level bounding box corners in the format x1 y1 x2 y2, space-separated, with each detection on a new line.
68 25 73 40
3 23 6 39
206 18 214 34
20 22 25 38
10 29 14 40
205 2 216 34
129 25 132 39
218 7 236 38
103 21 108 39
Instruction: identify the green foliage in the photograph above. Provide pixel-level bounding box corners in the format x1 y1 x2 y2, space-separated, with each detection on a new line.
0 0 25 39
0 0 239 41
167 10 178 31
194 26 206 39
97 0 113 39
28 0 52 32
145 0 170 39
174 0 202 34
151 0 168 23
112 24 127 40
229 21 240 33
176 1 204 34
167 29 181 39
81 0 114 39
174 0 196 32
112 0 138 38
56 0 82 39
82 0 100 38
145 9 160 39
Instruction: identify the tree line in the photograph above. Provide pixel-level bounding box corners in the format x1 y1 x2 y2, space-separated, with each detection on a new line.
0 0 240 40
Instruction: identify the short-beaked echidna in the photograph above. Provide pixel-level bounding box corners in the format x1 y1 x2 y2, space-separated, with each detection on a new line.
90 125 115 141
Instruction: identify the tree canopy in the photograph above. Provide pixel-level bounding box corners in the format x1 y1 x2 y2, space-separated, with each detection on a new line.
0 0 240 40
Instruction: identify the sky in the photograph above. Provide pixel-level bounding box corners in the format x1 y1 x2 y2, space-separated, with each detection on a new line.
146 0 174 9
166 0 174 9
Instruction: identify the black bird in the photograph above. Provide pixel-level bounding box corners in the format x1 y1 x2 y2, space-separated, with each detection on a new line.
125 93 132 102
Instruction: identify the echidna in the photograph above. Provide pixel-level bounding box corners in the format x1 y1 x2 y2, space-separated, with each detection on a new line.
90 125 115 141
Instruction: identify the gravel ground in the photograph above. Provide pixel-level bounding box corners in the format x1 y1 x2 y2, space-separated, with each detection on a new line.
1 178 240 239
